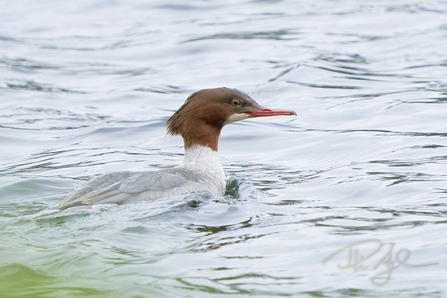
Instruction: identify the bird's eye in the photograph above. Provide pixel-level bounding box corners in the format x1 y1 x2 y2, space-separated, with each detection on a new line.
232 99 241 106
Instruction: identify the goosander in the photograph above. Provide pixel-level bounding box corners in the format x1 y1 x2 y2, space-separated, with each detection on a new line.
58 87 296 209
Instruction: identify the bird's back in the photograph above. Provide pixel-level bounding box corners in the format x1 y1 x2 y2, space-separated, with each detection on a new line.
58 167 226 210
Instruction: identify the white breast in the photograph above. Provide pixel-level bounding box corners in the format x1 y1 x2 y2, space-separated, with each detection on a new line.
179 144 226 195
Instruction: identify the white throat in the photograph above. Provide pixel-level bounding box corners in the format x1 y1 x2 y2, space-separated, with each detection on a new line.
225 113 249 125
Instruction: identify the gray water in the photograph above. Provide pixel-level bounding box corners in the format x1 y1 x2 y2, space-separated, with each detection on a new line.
1 0 447 297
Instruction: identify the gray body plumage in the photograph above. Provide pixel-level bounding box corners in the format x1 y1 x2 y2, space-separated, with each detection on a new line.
59 145 226 209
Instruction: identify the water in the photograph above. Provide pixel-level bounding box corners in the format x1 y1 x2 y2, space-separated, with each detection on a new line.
1 0 447 297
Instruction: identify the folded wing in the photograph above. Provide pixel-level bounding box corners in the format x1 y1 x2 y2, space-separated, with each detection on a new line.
58 168 202 210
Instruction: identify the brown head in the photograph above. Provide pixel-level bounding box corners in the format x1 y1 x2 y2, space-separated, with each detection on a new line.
166 87 296 151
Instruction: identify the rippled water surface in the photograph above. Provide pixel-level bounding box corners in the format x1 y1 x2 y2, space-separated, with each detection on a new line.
1 0 447 297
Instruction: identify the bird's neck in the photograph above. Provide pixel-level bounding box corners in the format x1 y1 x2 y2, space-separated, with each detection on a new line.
182 144 220 167
181 120 222 152
180 144 225 180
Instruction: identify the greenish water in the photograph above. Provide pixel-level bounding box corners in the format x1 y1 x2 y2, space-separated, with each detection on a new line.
1 0 447 297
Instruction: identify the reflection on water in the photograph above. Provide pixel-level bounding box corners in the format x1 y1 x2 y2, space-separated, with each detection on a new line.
1 0 447 297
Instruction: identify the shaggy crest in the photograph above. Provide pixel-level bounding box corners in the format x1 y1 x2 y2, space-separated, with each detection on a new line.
165 91 199 136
